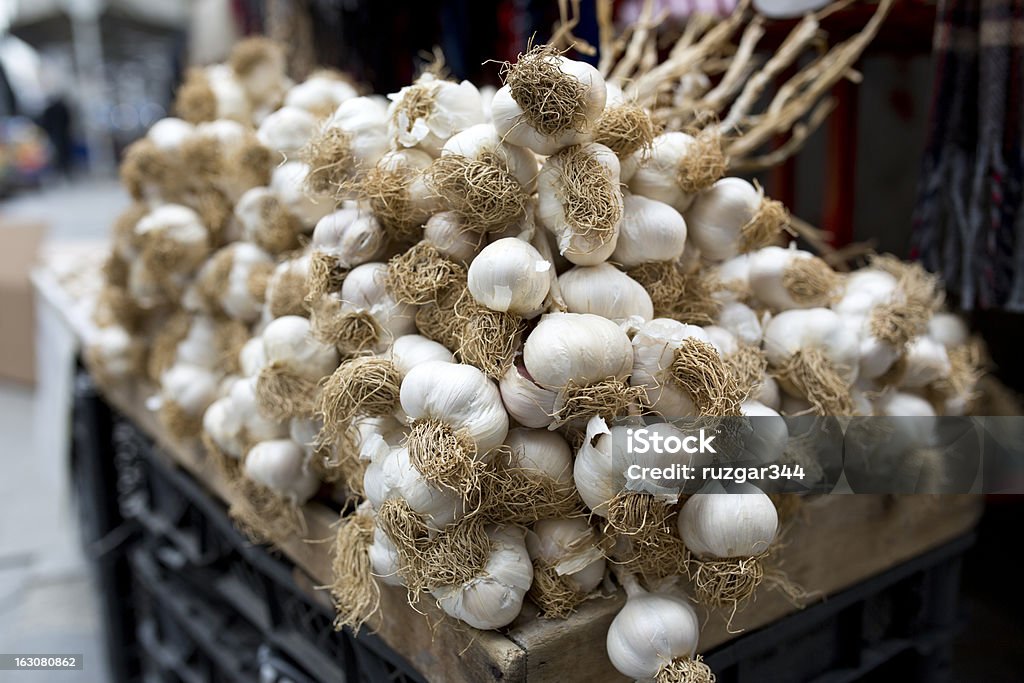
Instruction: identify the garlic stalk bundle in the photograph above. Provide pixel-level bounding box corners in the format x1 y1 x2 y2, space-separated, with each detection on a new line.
264 254 311 320
360 149 440 242
272 162 336 230
537 142 624 266
432 525 534 630
311 262 416 353
84 325 144 385
763 308 860 416
523 313 640 426
611 195 688 268
285 71 358 117
301 96 390 197
593 83 656 160
194 242 275 322
399 361 509 494
318 334 453 443
526 518 605 618
483 428 580 524
606 574 713 683
387 72 485 156
156 363 221 440
748 246 843 310
467 238 551 316
427 123 538 231
630 318 743 417
133 204 211 299
499 361 559 429
491 46 606 155
628 130 727 213
678 482 779 610
684 178 788 261
255 315 339 420
558 263 654 323
175 64 250 125
423 211 485 264
257 106 318 159
307 204 387 298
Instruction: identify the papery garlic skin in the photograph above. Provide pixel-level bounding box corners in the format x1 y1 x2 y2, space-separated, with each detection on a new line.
257 106 318 158
368 525 405 587
399 361 509 454
558 263 654 322
270 162 335 228
763 308 860 386
432 525 534 630
523 313 634 391
748 246 842 311
467 238 551 315
527 518 605 593
285 74 358 115
929 313 969 349
606 589 701 681
685 177 763 261
499 362 558 429
149 117 195 150
362 441 464 529
491 56 607 155
262 315 339 380
387 335 455 376
161 363 220 419
441 123 539 193
612 194 688 267
424 212 483 264
388 74 485 156
244 439 320 503
340 262 418 346
678 483 779 559
504 428 573 485
627 131 701 212
717 301 763 346
311 204 387 270
899 336 951 389
239 337 267 377
630 318 720 416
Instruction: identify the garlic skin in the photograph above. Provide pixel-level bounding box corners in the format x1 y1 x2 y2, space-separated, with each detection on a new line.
558 264 654 323
606 588 701 681
222 243 275 322
526 518 605 593
257 106 318 158
491 56 607 155
387 335 455 376
388 73 485 156
311 204 387 270
204 377 289 458
832 270 898 318
748 246 842 311
899 336 951 389
441 123 539 193
468 238 551 316
235 187 298 251
340 262 418 346
362 441 464 529
757 375 782 410
717 301 763 346
285 74 358 116
160 362 220 419
432 525 534 630
206 64 251 122
929 313 969 349
843 315 901 380
499 362 558 429
627 131 701 212
244 439 320 503
270 162 336 228
739 400 790 465
135 205 209 261
763 308 861 385
263 315 339 380
685 177 764 261
87 326 141 381
148 117 195 150
399 361 510 454
368 524 405 587
678 483 779 559
537 142 623 266
504 428 573 485
424 212 483 264
715 253 752 302
612 194 688 267
523 313 634 392
239 337 267 377
324 95 391 166
630 318 720 416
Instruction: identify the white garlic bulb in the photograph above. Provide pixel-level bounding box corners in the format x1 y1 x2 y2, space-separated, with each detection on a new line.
678 483 779 559
606 583 704 681
270 161 336 228
929 313 969 349
627 131 706 212
262 315 339 381
235 187 301 253
558 263 654 323
204 377 289 458
362 439 464 529
388 73 485 156
717 301 763 346
630 318 722 416
204 64 251 122
148 117 195 150
86 325 141 382
685 177 775 262
312 204 387 270
523 312 634 395
499 362 558 429
832 269 898 318
440 123 539 193
504 428 573 485
160 362 220 422
491 55 606 155
537 142 623 266
387 334 455 376
748 245 842 311
714 253 752 302
368 524 405 587
135 204 209 264
611 194 688 267
285 73 358 116
432 525 534 630
257 106 318 158
467 238 551 316
526 518 605 594
220 243 276 322
239 337 267 377
899 336 951 389
244 439 320 503
339 262 418 347
424 212 483 264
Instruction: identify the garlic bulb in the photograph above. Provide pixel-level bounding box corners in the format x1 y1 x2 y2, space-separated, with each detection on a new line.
158 363 221 436
135 204 210 274
929 313 969 349
717 301 763 346
748 245 842 310
558 263 654 322
203 377 288 458
270 161 335 228
201 243 275 322
526 518 605 594
302 96 392 197
176 65 250 124
362 439 464 529
244 439 320 504
606 580 707 682
628 131 723 213
432 525 534 630
763 308 860 415
758 374 782 410
239 337 266 377
739 400 790 465
264 255 310 320
368 524 405 587
230 38 288 107
467 238 551 316
685 177 786 261
364 149 440 240
899 336 951 389
388 334 455 376
678 483 779 559
832 269 898 318
505 428 574 485
311 205 387 270
285 72 358 116
256 315 339 419
257 106 318 158
423 212 484 264
715 253 752 302
234 186 303 254
332 262 417 350
388 73 485 156
439 122 539 191
537 142 623 266
86 325 142 383
491 52 606 155
611 194 688 267
499 362 558 429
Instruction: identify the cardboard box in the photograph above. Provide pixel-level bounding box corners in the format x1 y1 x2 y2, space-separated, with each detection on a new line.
0 218 46 385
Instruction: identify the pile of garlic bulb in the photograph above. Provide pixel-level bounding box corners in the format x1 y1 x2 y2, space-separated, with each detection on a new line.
88 34 984 683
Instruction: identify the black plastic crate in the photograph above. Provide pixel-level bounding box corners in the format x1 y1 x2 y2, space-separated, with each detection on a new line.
704 531 972 683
